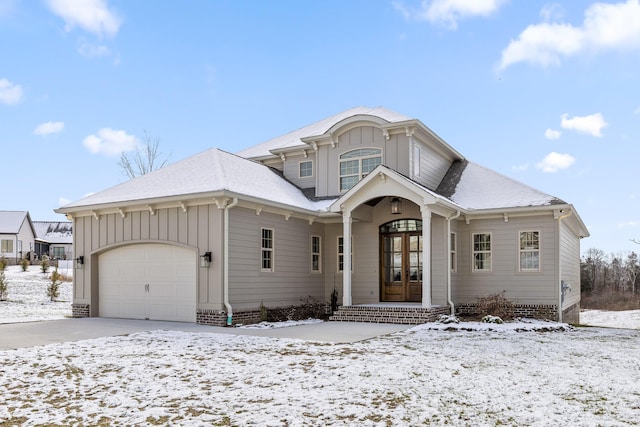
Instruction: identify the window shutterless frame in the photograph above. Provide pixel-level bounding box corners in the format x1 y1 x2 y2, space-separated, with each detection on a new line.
311 235 321 273
519 230 541 272
260 228 274 272
472 232 492 272
299 160 313 178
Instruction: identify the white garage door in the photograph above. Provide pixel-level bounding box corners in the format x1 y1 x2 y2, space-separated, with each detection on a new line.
99 244 197 322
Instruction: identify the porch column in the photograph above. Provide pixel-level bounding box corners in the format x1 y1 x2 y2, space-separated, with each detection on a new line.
421 206 432 308
342 211 352 306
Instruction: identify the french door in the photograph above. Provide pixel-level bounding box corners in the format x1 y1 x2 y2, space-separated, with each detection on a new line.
381 232 423 302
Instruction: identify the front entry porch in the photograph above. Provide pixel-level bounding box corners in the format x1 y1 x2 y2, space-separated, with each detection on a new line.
329 303 450 325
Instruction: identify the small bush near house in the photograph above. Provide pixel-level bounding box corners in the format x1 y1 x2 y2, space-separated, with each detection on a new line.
47 268 62 301
40 258 50 274
0 257 8 271
0 270 7 301
438 314 460 324
482 315 504 324
19 257 29 271
267 296 329 322
259 301 268 322
477 291 515 320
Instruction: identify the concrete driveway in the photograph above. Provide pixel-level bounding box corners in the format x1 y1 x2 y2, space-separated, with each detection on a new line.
0 318 412 350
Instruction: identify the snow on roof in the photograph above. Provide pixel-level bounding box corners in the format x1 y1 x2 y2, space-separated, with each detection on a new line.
32 221 73 244
449 161 564 210
0 211 29 234
60 149 335 213
236 106 413 159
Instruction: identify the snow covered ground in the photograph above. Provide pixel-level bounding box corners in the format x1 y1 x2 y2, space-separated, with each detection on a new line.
1 268 640 425
0 265 73 324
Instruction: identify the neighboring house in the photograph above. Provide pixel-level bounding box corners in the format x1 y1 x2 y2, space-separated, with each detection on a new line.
0 211 37 263
56 107 589 325
33 221 73 260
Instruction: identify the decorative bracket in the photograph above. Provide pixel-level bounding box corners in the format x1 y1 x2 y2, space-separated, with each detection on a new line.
117 208 126 218
179 201 187 213
147 205 155 216
503 213 509 223
256 206 263 216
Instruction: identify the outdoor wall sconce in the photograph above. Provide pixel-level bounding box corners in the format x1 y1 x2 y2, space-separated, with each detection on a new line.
75 256 84 269
200 252 212 268
390 197 402 215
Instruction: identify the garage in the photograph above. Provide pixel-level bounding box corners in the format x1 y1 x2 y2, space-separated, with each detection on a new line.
98 244 197 322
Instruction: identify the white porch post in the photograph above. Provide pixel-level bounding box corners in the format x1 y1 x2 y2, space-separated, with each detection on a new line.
421 206 432 308
342 211 352 306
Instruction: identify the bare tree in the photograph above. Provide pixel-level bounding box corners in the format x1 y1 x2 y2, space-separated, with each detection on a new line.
118 131 170 179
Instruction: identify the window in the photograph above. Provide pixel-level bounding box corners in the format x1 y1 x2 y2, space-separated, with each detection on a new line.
299 161 313 178
519 231 540 272
472 233 492 272
311 235 321 272
52 247 66 259
337 236 353 272
450 232 457 273
339 148 382 191
261 228 274 271
1 239 13 253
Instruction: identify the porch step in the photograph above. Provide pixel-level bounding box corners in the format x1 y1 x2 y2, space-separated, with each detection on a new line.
329 305 450 325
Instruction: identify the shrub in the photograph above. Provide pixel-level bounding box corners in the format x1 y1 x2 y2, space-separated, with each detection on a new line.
47 267 62 301
266 296 329 322
40 258 50 274
0 271 7 301
476 291 515 320
0 256 8 271
482 315 504 324
19 257 29 271
438 314 460 324
259 301 268 322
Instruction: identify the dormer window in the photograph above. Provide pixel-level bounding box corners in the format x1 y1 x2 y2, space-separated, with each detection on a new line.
339 148 382 191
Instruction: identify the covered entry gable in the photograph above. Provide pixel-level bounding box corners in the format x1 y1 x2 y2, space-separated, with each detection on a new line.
329 165 461 308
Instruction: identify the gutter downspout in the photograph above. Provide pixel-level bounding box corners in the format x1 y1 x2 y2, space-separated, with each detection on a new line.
556 209 573 323
223 197 239 326
447 210 461 315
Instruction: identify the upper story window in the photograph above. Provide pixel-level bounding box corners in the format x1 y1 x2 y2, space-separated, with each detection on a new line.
519 231 540 272
339 148 382 191
299 161 313 178
472 233 492 272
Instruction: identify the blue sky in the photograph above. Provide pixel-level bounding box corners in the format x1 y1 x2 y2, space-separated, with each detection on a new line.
2 0 639 255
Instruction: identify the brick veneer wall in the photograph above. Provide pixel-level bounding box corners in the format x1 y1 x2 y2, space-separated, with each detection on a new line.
456 303 559 321
562 302 580 325
72 304 90 318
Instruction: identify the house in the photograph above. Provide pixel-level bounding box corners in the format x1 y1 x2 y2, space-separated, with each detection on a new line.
55 107 589 325
0 211 37 264
33 221 73 260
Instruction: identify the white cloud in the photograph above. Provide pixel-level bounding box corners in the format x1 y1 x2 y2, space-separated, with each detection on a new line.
535 152 576 172
393 0 507 29
617 221 640 228
46 0 121 38
540 3 564 22
77 40 111 58
560 113 608 137
512 163 529 171
0 78 23 105
498 0 640 70
82 128 137 156
544 128 561 140
634 106 640 114
33 121 65 136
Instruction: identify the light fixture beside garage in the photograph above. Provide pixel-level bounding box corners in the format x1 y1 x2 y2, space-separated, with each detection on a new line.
75 256 84 269
200 251 212 268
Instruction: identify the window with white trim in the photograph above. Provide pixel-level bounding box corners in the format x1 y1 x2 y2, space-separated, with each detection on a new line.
261 228 274 271
299 161 313 178
311 235 321 272
337 236 353 272
450 232 457 273
472 233 492 272
339 148 382 191
1 239 13 253
519 231 540 272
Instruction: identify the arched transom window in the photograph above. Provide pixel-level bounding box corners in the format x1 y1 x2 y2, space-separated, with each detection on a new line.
339 148 382 191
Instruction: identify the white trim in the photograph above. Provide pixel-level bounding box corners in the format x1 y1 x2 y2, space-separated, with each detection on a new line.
450 231 457 273
339 147 383 192
337 235 353 273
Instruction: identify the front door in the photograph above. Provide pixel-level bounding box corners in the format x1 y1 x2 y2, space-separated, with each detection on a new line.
380 220 423 302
